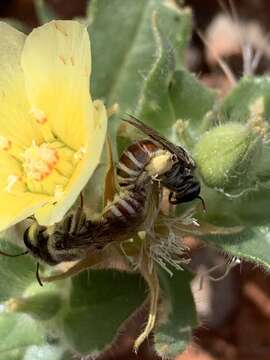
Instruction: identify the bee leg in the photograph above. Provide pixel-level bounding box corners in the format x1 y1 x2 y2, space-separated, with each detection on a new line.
197 195 206 212
41 252 104 283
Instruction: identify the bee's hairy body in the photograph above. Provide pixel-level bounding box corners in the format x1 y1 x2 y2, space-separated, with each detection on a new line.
117 139 178 189
117 117 200 205
24 183 150 265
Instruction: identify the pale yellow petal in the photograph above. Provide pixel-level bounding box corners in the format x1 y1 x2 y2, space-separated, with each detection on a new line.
35 100 107 226
0 192 50 232
0 22 43 148
21 20 92 151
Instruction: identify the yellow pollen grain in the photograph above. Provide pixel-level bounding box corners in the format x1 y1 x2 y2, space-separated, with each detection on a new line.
54 184 65 198
74 147 86 161
29 108 55 142
29 107 47 124
22 143 59 182
5 175 19 192
0 136 11 150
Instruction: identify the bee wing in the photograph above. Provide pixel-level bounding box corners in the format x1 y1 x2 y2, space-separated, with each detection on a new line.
122 115 190 163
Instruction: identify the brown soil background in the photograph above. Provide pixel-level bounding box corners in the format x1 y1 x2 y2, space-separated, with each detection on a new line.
3 1 270 359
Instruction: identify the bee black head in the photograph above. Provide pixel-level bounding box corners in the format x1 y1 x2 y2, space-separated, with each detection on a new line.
169 179 201 205
23 223 58 265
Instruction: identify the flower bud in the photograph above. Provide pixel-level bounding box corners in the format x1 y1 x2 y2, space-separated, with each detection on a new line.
194 122 263 190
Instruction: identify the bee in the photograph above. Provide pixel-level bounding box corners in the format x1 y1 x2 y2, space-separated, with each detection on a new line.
23 179 157 269
118 115 203 206
7 116 203 285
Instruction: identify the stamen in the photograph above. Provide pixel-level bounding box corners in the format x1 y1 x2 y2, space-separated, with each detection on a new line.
54 185 65 198
22 143 59 181
5 175 19 192
0 136 11 151
74 147 86 161
29 108 47 124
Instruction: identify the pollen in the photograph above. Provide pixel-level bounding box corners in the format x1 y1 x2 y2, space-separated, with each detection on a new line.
6 175 20 192
22 142 59 181
74 146 86 161
54 185 65 198
0 136 11 150
29 107 47 124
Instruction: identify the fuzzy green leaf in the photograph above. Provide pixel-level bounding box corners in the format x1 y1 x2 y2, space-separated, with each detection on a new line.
88 0 191 134
198 179 270 227
154 268 196 358
61 269 147 356
204 226 270 270
135 18 176 132
0 241 36 302
169 70 216 144
0 313 44 360
11 291 63 321
24 345 68 360
221 76 270 122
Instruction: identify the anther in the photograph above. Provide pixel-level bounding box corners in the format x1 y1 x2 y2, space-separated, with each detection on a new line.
29 108 47 124
5 175 19 192
0 136 11 150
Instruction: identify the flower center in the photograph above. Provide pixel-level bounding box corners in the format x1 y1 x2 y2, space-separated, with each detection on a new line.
21 142 59 181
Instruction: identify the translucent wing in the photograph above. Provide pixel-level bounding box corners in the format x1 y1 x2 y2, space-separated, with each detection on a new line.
121 115 192 165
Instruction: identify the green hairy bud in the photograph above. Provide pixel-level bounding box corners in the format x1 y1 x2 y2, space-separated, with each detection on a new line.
194 121 264 191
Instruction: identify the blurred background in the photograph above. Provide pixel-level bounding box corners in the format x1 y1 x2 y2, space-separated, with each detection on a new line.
2 1 270 359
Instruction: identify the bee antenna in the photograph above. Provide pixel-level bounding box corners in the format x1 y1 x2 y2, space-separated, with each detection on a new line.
36 262 43 287
197 196 206 212
0 250 29 257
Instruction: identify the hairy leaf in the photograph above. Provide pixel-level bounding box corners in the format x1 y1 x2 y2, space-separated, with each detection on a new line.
0 241 36 302
61 269 148 355
88 0 191 135
204 226 270 270
0 313 43 360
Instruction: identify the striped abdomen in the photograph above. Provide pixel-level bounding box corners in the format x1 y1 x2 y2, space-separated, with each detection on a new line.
117 140 159 188
68 188 149 252
102 187 147 227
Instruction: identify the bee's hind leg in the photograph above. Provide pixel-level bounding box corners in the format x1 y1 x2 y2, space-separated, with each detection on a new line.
41 252 104 283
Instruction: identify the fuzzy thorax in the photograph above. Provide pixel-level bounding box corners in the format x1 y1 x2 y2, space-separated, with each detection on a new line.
145 150 175 178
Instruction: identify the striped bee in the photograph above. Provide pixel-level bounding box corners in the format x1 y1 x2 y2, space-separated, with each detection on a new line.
118 115 202 206
23 181 153 268
13 116 202 284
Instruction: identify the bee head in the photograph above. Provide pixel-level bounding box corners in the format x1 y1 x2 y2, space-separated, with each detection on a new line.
169 178 201 204
23 223 58 265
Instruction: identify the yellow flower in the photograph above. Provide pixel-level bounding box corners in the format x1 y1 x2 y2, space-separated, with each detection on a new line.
0 20 107 231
